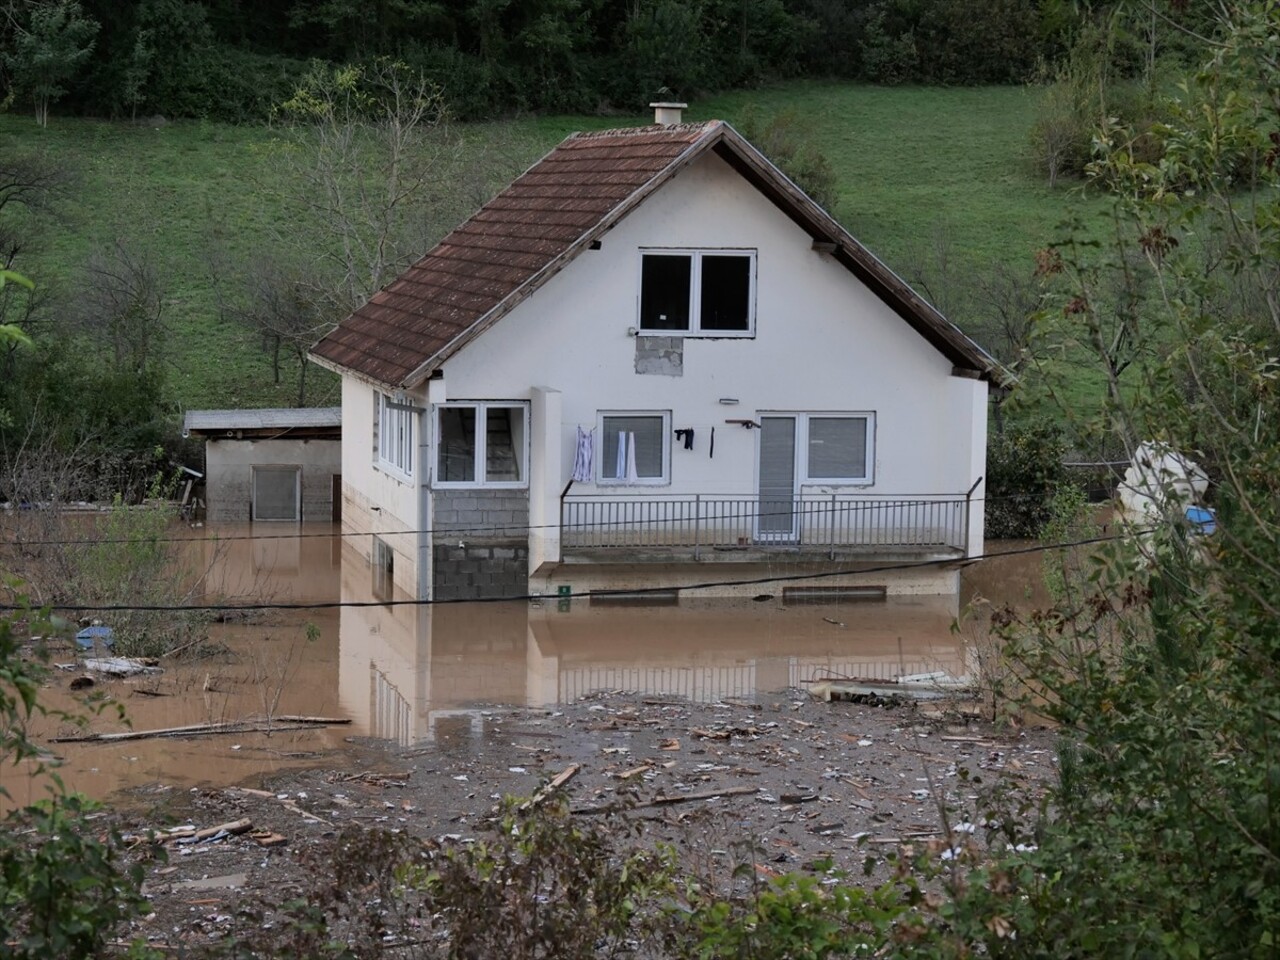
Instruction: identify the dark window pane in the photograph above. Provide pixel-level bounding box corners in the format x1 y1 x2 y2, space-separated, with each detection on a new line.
438 407 476 481
640 255 691 330
485 406 523 482
700 255 751 330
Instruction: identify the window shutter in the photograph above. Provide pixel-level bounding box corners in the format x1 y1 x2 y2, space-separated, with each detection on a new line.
807 417 867 479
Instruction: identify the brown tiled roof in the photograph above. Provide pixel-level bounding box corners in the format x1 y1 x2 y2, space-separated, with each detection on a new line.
309 121 1010 388
310 123 716 387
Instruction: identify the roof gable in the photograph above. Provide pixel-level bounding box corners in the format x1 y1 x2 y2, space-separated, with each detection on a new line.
309 121 1010 388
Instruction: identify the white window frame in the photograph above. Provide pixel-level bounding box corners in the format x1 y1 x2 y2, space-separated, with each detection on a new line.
433 401 530 489
377 392 415 480
597 410 671 486
637 248 756 337
798 412 875 485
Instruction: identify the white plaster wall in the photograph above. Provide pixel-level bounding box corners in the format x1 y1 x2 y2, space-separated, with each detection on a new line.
528 386 563 571
339 376 426 595
440 151 987 537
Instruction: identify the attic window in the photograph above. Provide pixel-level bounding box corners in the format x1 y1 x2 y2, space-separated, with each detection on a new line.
639 249 754 336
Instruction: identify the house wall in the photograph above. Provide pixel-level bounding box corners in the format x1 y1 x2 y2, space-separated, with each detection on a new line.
431 488 529 600
204 438 340 523
436 150 988 586
338 377 426 597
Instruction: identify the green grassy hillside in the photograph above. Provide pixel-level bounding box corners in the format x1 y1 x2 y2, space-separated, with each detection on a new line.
2 83 1103 412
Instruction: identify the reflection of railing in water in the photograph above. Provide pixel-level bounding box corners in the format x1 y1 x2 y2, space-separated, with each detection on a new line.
372 668 413 746
561 494 969 556
557 654 969 704
789 657 966 687
559 664 758 704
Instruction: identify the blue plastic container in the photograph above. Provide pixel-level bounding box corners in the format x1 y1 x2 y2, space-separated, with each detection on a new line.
75 625 115 650
1185 505 1217 535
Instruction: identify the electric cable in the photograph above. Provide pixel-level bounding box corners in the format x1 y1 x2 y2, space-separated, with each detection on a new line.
0 533 1132 614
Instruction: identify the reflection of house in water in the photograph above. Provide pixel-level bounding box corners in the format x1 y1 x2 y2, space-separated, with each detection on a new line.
338 545 967 745
194 523 342 604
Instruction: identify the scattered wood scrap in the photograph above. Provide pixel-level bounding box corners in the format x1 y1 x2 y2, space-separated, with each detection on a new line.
520 763 581 811
615 763 653 781
689 727 730 740
274 715 351 725
334 770 410 787
222 786 331 824
160 817 253 844
573 784 759 815
50 716 350 744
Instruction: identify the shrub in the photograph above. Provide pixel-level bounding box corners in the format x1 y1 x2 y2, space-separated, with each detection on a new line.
985 418 1070 538
0 597 160 960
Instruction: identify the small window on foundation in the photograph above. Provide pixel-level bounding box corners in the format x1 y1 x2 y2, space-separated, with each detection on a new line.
373 536 394 602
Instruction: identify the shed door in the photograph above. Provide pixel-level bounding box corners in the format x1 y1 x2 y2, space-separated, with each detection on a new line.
253 466 301 521
757 417 797 541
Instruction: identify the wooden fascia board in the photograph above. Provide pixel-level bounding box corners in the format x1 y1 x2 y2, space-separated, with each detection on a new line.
400 125 728 389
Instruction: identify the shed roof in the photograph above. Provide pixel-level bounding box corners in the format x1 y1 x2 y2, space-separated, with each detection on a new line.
309 120 1011 388
183 407 342 436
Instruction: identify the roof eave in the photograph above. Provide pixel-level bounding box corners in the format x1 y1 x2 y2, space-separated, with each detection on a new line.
307 347 411 392
709 126 1014 388
399 122 730 389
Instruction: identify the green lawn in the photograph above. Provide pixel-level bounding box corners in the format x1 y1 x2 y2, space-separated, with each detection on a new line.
2 83 1107 413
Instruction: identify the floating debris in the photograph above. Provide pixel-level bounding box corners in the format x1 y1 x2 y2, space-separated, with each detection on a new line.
75 625 115 651
806 672 973 703
80 657 162 678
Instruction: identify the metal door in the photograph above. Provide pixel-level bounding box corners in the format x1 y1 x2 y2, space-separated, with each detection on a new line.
757 416 797 541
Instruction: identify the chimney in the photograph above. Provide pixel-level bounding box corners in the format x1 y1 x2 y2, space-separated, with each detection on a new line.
650 101 687 126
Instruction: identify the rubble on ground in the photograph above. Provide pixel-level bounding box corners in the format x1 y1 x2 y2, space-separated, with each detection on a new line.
113 691 1054 951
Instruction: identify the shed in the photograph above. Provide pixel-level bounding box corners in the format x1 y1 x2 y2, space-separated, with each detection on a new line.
183 408 342 523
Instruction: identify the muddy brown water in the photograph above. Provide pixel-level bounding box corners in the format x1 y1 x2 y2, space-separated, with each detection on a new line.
1 522 1046 809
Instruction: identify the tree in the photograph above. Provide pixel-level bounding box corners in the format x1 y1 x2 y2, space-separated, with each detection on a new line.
0 271 32 338
947 4 1280 953
72 240 167 374
231 257 337 406
272 58 454 311
2 0 99 126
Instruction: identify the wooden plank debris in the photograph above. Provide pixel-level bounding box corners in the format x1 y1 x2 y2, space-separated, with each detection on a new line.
160 818 253 844
519 763 581 811
50 716 350 744
572 784 759 815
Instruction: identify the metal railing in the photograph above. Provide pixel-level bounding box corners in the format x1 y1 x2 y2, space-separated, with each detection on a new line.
561 493 970 557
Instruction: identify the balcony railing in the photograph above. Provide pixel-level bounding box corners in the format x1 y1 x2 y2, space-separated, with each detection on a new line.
561 493 970 558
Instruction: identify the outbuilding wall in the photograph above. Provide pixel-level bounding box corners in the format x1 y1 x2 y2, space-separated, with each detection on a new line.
204 438 341 523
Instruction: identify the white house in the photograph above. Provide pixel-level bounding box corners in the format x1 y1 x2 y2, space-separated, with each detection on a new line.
310 104 1009 603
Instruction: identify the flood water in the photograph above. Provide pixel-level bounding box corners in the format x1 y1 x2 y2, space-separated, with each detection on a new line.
2 522 1045 808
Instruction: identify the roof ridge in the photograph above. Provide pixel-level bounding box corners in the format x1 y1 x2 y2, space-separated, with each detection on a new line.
569 120 721 140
